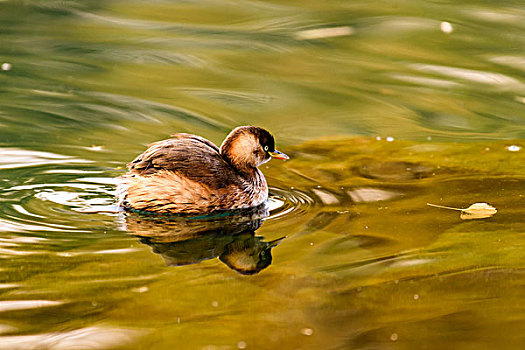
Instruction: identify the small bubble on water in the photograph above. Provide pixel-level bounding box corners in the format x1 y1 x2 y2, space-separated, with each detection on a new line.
427 136 432 141
413 294 419 300
506 145 521 152
386 136 394 142
301 328 314 336
309 242 314 246
211 301 218 307
237 341 247 349
391 333 398 341
440 21 453 34
376 136 381 141
1 63 11 71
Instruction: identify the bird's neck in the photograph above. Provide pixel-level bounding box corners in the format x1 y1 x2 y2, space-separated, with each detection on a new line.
221 149 258 174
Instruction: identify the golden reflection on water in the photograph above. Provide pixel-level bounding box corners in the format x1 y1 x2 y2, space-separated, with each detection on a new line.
121 205 283 275
0 0 524 348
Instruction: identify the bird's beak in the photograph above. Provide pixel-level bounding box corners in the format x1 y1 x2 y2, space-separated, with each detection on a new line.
269 150 289 160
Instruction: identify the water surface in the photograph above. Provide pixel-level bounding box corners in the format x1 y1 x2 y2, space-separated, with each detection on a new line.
1 0 524 349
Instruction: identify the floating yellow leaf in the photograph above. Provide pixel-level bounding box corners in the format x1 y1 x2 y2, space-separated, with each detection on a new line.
460 202 498 220
427 202 497 220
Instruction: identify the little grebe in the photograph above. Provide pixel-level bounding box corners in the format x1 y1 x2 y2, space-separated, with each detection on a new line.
117 126 288 214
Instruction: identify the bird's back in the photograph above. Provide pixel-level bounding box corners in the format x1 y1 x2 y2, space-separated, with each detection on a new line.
127 133 237 189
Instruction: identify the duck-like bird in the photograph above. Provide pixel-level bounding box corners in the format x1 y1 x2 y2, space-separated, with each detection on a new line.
117 126 288 215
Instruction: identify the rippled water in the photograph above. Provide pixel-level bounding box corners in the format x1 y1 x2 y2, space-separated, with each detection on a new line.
1 0 525 349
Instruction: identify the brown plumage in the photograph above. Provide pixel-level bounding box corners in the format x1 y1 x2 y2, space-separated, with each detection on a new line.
117 126 288 215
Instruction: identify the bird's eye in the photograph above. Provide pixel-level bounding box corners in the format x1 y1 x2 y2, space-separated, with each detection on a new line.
264 145 269 151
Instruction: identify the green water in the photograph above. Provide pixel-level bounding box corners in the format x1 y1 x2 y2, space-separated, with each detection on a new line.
1 0 524 349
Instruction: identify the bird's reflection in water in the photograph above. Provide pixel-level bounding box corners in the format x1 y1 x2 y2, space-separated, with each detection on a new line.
121 205 284 275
